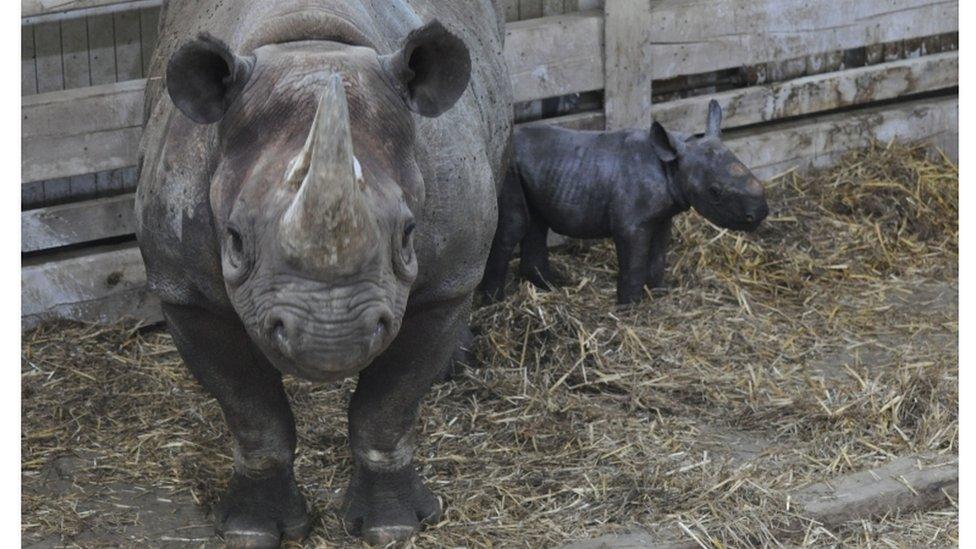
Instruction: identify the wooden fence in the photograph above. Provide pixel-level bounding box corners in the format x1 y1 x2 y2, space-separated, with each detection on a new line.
21 0 959 328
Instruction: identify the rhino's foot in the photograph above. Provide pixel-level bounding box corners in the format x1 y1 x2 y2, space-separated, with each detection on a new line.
342 465 441 546
214 467 311 549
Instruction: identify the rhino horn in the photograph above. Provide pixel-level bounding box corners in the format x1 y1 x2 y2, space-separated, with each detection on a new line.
281 74 371 267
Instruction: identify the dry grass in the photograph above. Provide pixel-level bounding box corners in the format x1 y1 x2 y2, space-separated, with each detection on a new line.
22 143 957 548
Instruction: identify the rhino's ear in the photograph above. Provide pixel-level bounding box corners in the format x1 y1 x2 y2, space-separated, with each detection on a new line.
650 121 685 163
381 19 471 118
166 34 254 124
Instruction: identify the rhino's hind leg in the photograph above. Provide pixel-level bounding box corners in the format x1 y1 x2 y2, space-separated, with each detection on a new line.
343 301 467 544
162 303 311 548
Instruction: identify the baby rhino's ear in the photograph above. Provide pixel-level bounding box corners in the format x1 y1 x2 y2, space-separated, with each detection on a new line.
650 122 685 163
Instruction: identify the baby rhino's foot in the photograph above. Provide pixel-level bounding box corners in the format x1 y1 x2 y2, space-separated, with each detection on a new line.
520 266 567 291
342 465 441 546
214 467 311 549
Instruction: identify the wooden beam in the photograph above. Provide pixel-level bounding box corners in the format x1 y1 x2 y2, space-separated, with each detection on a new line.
505 10 605 103
21 243 161 329
22 194 136 253
645 0 957 81
793 455 957 528
22 0 161 23
603 0 654 129
22 79 144 182
531 52 959 133
655 51 959 134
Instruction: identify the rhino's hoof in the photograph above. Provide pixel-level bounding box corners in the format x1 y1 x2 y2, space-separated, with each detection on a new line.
214 468 311 549
342 466 441 546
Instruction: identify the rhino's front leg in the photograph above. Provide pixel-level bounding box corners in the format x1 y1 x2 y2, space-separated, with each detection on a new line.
342 299 468 545
162 303 310 549
647 217 672 290
613 225 654 305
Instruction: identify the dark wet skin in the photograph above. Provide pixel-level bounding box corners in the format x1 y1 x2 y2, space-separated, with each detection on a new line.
480 100 769 305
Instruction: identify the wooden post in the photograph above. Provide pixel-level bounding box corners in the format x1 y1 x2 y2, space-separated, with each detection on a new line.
603 0 654 130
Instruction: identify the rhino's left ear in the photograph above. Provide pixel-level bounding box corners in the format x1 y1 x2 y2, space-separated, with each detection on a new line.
381 19 471 118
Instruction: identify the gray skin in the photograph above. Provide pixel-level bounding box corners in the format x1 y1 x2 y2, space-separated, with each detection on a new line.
480 100 769 305
135 1 511 547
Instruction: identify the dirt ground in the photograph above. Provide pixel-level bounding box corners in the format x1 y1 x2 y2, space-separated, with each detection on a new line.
22 145 957 547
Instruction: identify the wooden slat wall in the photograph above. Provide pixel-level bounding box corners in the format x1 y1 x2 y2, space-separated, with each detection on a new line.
22 6 159 210
20 0 958 328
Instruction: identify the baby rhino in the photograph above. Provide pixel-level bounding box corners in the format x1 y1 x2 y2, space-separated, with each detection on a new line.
480 100 769 305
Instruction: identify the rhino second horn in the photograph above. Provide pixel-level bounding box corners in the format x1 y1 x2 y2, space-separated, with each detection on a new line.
281 74 371 266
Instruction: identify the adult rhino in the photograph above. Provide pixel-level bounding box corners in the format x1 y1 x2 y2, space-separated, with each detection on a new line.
135 2 511 546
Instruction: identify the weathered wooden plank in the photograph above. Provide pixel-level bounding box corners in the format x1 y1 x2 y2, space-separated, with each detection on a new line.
655 52 959 135
505 10 604 103
519 0 543 19
24 126 143 183
139 7 159 73
33 22 64 93
22 25 38 95
603 0 653 130
22 194 135 252
22 243 161 329
534 52 959 133
731 95 958 179
542 0 565 16
22 0 159 19
793 455 957 527
646 0 958 81
60 17 91 89
22 78 144 139
113 10 142 79
22 79 145 182
503 0 520 22
87 13 117 85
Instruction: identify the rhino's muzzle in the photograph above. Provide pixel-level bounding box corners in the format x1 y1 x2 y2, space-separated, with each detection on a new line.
262 305 396 381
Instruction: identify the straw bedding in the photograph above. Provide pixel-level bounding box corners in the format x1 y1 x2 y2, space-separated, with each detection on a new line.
22 143 957 547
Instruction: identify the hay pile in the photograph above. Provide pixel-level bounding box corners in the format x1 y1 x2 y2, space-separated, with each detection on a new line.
23 143 957 547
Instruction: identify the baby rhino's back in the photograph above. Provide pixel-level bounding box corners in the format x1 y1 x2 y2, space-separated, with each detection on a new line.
514 125 627 238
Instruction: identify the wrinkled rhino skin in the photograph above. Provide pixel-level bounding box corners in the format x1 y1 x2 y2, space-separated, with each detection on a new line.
135 1 511 546
480 101 768 305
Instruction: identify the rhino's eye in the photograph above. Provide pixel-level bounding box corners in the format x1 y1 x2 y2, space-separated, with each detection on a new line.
227 228 244 266
223 226 251 283
402 221 416 249
708 185 722 198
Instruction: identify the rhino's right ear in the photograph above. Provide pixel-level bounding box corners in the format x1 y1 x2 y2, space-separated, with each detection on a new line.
166 34 254 124
650 121 684 163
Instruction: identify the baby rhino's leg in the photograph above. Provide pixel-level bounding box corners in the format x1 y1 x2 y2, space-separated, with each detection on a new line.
647 218 672 289
613 224 654 305
518 211 561 290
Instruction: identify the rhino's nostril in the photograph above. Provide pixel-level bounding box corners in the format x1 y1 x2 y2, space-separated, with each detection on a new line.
745 213 755 223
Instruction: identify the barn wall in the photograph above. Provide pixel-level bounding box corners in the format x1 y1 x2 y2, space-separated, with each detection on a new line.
20 0 958 328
